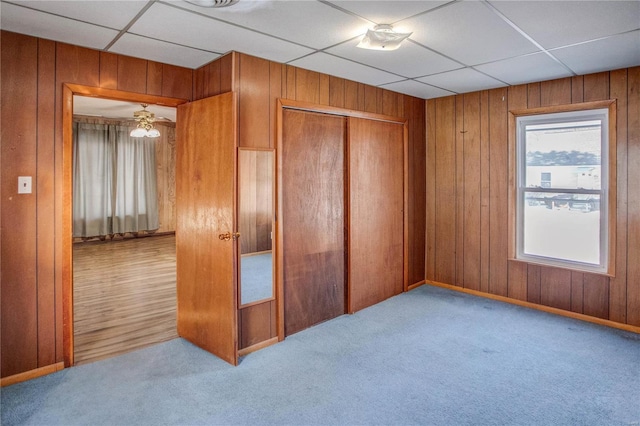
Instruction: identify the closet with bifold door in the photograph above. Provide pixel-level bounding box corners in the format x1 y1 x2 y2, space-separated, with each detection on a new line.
278 101 407 337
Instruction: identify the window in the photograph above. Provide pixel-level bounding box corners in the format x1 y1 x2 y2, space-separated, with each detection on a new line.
514 104 615 274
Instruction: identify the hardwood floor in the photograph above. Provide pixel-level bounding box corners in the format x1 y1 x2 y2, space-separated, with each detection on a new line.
73 234 177 365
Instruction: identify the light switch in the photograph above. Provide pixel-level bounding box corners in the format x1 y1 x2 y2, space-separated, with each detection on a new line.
18 176 32 194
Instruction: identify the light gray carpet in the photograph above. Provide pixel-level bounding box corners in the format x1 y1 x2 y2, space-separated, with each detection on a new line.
2 284 639 425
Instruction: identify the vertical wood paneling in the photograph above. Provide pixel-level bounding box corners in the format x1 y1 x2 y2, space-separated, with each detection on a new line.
161 64 192 100
382 90 399 117
239 54 270 149
220 53 234 94
540 77 571 106
1 32 39 377
285 64 296 100
295 68 320 103
1 32 196 378
147 61 164 97
99 52 118 90
540 267 572 311
479 91 490 293
329 76 345 108
427 67 639 327
570 271 584 313
508 84 528 303
193 66 204 101
269 62 283 149
609 68 628 323
55 42 100 363
489 88 509 297
463 92 481 290
584 72 610 101
117 56 147 93
527 265 541 304
583 274 609 319
407 96 426 285
434 97 456 284
571 76 584 103
627 66 640 326
364 85 377 113
527 83 541 108
344 80 358 110
455 95 465 287
319 74 330 105
426 99 436 282
37 38 57 367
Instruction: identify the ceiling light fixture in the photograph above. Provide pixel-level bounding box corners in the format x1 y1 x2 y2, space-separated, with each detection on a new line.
184 0 239 7
130 104 160 138
357 24 412 51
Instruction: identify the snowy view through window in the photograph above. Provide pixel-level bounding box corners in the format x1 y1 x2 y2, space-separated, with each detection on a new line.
522 119 603 266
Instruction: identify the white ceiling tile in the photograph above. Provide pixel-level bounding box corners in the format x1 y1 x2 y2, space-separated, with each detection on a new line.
552 30 640 76
129 3 313 63
289 52 401 86
329 1 448 25
380 79 455 99
418 68 506 94
3 0 149 29
474 52 573 86
0 2 119 50
170 0 370 49
404 0 539 66
109 33 220 69
326 38 461 78
489 0 640 49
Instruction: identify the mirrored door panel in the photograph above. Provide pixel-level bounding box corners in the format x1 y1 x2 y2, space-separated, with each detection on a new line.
239 148 274 306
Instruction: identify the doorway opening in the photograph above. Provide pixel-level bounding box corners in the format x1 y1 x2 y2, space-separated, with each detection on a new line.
63 85 187 366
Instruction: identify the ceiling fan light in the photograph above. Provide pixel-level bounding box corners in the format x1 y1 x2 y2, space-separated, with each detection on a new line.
357 24 412 51
146 128 161 138
130 127 148 138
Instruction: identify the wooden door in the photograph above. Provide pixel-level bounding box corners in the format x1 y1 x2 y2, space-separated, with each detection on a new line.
348 117 405 312
176 92 238 365
281 109 346 336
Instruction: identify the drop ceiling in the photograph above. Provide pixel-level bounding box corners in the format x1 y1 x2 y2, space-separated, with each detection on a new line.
1 0 639 100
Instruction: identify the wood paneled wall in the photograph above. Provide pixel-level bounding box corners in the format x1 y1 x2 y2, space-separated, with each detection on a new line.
1 31 193 378
195 52 427 349
426 67 640 326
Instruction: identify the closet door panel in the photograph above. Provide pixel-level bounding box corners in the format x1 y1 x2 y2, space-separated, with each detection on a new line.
349 117 404 312
282 109 346 336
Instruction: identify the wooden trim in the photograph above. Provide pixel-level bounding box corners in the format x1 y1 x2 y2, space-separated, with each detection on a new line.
62 84 188 368
403 122 410 292
1 362 64 387
509 99 616 117
425 280 640 335
278 98 407 125
237 336 278 357
275 99 285 341
607 101 617 277
64 84 187 107
408 280 425 291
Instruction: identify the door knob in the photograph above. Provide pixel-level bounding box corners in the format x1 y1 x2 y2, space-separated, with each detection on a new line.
218 232 240 241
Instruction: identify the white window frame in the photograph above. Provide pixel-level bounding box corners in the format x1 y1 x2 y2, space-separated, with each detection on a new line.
510 101 616 275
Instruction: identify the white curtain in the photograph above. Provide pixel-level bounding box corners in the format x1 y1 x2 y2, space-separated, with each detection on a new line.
73 120 159 238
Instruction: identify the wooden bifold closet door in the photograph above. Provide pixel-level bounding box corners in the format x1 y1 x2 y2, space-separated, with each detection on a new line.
282 109 347 336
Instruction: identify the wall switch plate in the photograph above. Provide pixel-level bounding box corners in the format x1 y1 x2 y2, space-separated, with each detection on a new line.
18 176 32 194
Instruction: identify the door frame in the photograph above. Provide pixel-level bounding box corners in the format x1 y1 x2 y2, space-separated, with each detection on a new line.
275 98 409 341
62 84 187 367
